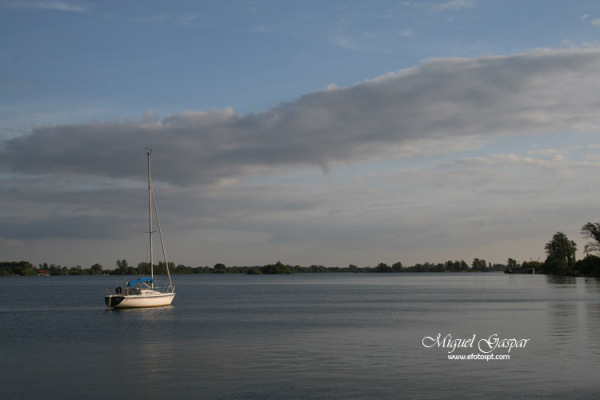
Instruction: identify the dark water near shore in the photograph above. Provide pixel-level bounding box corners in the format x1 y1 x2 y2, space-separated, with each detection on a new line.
1 273 599 399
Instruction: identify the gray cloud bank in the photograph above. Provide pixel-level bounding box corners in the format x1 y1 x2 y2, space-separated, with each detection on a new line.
2 48 600 186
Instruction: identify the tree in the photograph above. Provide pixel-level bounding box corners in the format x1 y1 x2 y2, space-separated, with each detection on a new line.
544 232 577 274
544 232 577 266
581 222 600 255
374 263 392 272
0 261 34 276
472 258 488 272
392 262 403 272
116 259 129 275
522 260 543 272
574 255 600 276
90 263 103 275
137 262 151 275
260 261 293 274
214 263 226 272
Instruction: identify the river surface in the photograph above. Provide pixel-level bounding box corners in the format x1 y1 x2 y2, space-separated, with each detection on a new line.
1 273 599 399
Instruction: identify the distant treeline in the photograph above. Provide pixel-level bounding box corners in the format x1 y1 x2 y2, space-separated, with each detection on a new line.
2 257 599 277
0 258 513 277
4 220 600 277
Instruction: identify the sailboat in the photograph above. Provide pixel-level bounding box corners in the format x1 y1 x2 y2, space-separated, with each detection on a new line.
105 149 176 309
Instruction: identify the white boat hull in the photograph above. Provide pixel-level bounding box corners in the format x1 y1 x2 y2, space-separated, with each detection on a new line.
105 290 175 309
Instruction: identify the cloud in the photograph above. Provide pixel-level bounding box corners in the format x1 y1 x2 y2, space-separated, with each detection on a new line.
2 48 600 190
142 110 160 123
581 13 600 26
137 12 201 27
0 215 126 240
432 145 600 200
252 25 271 33
0 0 88 12
399 29 417 38
429 0 476 12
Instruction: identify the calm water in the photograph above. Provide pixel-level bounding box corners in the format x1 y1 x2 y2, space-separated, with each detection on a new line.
1 273 599 399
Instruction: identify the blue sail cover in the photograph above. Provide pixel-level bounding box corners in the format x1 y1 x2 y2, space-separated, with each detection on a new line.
127 277 153 287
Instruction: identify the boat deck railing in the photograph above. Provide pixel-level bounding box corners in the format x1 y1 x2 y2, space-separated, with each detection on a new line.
147 285 176 294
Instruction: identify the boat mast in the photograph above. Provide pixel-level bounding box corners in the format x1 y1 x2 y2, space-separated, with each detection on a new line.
152 190 173 289
146 148 154 288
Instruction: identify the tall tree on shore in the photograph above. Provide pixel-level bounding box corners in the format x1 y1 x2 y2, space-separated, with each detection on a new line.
544 232 577 273
581 222 600 255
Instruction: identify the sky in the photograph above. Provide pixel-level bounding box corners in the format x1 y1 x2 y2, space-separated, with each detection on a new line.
2 0 600 270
